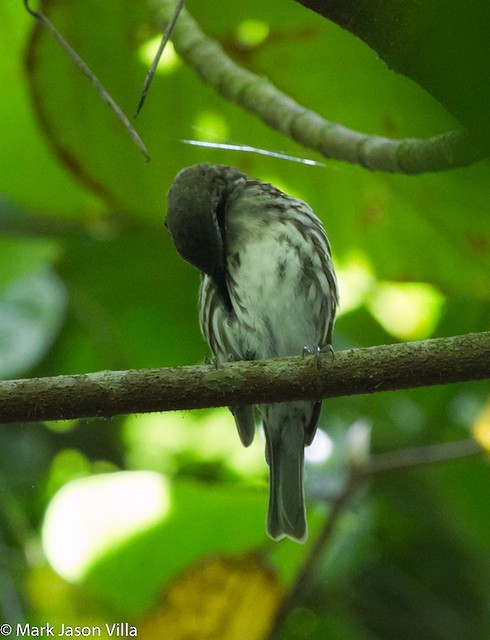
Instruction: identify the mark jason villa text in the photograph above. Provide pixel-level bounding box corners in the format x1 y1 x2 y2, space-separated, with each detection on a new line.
16 623 137 637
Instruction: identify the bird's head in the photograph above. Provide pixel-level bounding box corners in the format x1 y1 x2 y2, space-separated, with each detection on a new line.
166 163 234 277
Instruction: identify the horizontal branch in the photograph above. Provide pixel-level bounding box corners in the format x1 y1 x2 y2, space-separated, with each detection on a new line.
0 332 489 424
149 0 486 173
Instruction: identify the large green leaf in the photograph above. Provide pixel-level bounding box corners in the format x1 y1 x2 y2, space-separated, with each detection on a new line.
296 0 490 137
0 1 102 215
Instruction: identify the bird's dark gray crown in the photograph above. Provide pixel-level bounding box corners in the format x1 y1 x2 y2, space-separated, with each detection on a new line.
166 163 245 276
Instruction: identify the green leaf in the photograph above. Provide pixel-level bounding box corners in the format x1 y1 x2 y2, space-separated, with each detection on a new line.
0 236 58 289
297 0 490 136
0 2 102 215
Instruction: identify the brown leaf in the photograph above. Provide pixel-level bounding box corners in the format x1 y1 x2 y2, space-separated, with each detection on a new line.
139 552 282 640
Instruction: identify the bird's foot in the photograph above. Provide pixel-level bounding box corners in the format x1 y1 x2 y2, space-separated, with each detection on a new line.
321 344 335 358
302 345 317 358
302 345 322 369
204 355 220 369
205 354 235 369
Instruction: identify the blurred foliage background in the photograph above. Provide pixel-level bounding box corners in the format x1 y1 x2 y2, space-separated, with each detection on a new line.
0 0 489 638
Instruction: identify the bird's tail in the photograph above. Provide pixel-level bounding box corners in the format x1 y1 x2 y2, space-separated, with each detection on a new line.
265 416 307 543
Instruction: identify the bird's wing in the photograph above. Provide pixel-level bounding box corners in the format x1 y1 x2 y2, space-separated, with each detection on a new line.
199 274 256 447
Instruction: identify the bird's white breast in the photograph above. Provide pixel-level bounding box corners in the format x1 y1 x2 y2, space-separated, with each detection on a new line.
224 188 328 360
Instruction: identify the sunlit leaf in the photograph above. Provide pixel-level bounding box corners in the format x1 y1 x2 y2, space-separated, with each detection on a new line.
367 281 445 340
472 400 490 452
42 471 171 582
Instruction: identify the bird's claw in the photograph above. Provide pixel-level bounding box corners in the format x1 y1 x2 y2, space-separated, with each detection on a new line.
205 354 235 369
322 344 335 358
303 344 334 369
302 345 323 369
204 355 220 369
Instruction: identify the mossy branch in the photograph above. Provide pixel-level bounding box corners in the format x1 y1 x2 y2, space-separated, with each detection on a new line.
0 332 489 424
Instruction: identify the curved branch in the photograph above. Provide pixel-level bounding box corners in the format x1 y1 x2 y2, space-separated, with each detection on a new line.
149 0 486 174
0 332 488 424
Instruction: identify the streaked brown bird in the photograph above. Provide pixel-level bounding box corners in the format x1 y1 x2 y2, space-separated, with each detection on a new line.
166 163 338 541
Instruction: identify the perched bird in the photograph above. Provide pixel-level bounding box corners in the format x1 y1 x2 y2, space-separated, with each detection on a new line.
166 163 338 542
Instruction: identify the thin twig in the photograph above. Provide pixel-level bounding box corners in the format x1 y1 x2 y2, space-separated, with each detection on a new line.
268 437 484 638
135 0 185 117
181 139 326 166
268 474 359 639
24 0 150 161
363 438 483 475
